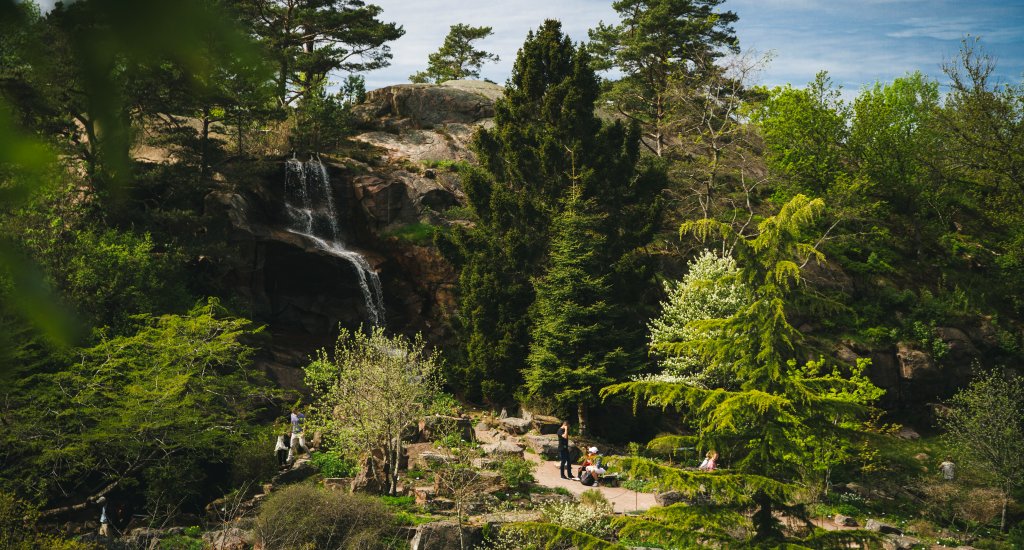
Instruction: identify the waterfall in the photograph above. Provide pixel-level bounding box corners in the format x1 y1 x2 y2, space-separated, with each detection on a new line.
284 154 385 326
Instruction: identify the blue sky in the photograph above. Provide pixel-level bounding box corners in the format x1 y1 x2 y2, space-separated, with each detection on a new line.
363 0 1024 96
31 0 1023 95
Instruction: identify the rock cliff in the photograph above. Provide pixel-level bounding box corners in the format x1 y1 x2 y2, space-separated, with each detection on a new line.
201 81 501 388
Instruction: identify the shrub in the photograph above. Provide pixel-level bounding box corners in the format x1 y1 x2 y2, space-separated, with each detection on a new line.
0 491 93 550
253 485 397 549
578 489 612 513
230 432 281 487
309 451 358 478
540 500 612 537
498 457 535 489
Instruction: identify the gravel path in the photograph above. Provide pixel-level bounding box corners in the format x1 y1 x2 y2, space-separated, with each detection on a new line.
524 452 658 514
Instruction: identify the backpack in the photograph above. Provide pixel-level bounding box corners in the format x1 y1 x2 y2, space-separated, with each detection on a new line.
579 470 596 486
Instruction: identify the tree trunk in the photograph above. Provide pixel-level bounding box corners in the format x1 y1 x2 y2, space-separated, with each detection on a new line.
200 109 210 180
751 489 781 542
1001 493 1008 532
577 402 588 436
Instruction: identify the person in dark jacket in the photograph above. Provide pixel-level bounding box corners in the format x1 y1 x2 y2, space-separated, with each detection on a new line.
557 421 573 479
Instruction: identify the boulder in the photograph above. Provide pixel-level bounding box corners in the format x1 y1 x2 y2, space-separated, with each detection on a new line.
419 415 474 443
531 414 562 435
409 521 484 550
833 514 858 527
499 417 531 435
481 440 524 457
271 458 316 485
865 519 902 535
322 477 353 492
897 426 920 440
896 343 936 380
655 491 688 507
414 486 436 505
530 492 574 506
202 527 253 550
406 442 441 471
524 434 562 459
882 534 921 549
351 456 387 494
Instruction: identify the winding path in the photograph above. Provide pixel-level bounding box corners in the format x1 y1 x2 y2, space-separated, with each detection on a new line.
524 453 658 514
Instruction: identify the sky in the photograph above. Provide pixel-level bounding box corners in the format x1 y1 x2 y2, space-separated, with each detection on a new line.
361 0 1024 96
30 0 1024 96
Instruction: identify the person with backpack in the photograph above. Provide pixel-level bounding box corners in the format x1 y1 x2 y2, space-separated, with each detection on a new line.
581 447 606 486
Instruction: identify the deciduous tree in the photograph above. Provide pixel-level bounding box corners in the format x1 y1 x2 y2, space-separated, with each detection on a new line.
304 327 442 495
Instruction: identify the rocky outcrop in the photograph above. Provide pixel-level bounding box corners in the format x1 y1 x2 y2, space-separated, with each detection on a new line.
352 81 500 130
418 415 474 443
897 342 937 380
481 440 524 457
409 521 483 550
499 417 532 435
202 527 253 550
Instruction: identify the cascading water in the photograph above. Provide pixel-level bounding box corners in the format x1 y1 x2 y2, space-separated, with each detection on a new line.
284 154 385 326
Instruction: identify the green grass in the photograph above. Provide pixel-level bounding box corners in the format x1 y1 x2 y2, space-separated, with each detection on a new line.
382 222 437 246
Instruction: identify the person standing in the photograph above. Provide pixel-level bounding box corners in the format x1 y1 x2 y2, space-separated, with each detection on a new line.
97 497 110 537
287 409 307 464
557 421 573 479
274 431 290 467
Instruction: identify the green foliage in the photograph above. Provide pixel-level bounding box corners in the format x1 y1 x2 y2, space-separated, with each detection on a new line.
310 451 359 478
230 430 282 487
288 77 363 152
0 299 271 510
603 196 883 544
439 20 665 407
588 0 739 157
0 491 94 550
410 24 498 84
253 484 398 549
498 457 536 489
382 222 438 246
304 327 443 495
232 0 403 106
525 191 617 421
61 229 191 332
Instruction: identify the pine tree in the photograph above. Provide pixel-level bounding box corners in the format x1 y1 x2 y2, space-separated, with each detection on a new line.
599 195 882 545
438 20 664 407
525 190 616 434
409 24 499 84
589 0 738 157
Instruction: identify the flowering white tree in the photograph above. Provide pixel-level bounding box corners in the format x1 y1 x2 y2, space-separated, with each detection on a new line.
647 249 750 383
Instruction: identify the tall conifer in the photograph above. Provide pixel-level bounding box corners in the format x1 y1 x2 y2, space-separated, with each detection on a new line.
439 20 664 406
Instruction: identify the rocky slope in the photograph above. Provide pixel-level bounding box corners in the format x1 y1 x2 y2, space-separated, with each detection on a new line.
201 81 502 388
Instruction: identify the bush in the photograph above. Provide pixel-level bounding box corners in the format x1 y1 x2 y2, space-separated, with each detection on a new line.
253 485 398 549
309 451 358 478
540 500 612 538
230 432 281 487
578 489 612 513
498 457 535 489
0 491 93 550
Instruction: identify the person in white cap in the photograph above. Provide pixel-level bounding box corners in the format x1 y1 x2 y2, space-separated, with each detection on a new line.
584 446 606 481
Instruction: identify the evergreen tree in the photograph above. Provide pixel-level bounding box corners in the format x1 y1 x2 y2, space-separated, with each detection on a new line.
438 20 664 407
589 0 738 157
598 195 882 545
525 190 616 434
410 24 499 84
232 0 404 106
